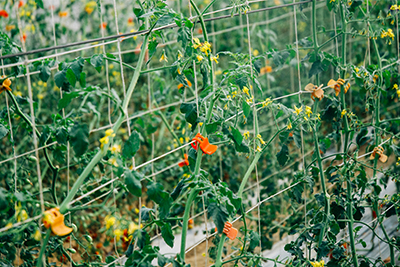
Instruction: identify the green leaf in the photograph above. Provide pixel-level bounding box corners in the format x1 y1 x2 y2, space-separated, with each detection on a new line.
79 72 86 88
39 65 51 82
206 121 221 134
35 0 44 8
156 14 176 27
132 229 150 249
161 224 174 248
124 170 143 197
208 202 229 234
276 144 289 166
309 60 328 78
55 127 68 145
242 100 250 118
0 124 9 139
69 123 89 157
248 231 260 252
54 71 66 88
231 127 243 145
58 91 81 110
0 188 8 212
147 39 159 64
180 101 198 127
122 131 140 159
90 54 104 73
66 69 77 87
147 182 172 218
70 58 85 78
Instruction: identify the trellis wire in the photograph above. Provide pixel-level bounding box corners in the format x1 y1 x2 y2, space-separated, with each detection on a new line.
1 2 398 266
292 0 307 257
0 0 317 63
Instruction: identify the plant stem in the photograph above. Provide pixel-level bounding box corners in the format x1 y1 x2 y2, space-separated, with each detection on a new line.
6 90 59 205
36 228 51 267
312 127 330 247
312 0 319 85
58 34 149 214
339 4 358 267
238 126 286 198
215 235 227 267
179 188 199 262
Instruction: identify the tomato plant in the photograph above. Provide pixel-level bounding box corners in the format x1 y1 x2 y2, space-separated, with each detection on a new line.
0 0 400 267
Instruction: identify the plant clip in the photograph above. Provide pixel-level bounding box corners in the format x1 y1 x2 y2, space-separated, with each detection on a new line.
222 221 238 240
43 207 73 236
191 133 218 155
178 153 189 167
369 145 388 163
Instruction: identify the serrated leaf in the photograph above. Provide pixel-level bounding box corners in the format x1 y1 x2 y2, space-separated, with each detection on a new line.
180 101 198 126
66 69 77 87
124 170 143 197
231 127 243 144
276 144 289 166
206 121 220 134
35 0 44 8
0 188 8 212
79 72 86 88
58 91 81 110
54 71 66 88
161 224 174 248
132 229 150 249
0 124 9 139
242 100 250 118
69 123 89 157
122 131 140 159
90 54 104 73
208 202 229 234
39 65 51 82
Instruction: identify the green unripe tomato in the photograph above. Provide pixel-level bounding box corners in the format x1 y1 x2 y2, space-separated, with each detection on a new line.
84 234 93 243
67 248 76 254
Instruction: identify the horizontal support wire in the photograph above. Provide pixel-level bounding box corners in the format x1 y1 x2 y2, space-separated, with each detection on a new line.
0 0 317 63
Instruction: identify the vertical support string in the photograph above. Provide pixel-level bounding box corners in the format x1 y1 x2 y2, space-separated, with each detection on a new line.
293 0 307 257
244 1 262 251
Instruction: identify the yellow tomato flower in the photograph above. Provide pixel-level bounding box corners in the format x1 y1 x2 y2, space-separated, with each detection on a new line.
246 98 253 104
85 1 96 14
178 51 183 60
110 144 121 154
159 53 168 62
33 229 41 241
287 123 292 130
243 86 250 96
293 105 302 115
200 41 212 56
197 55 204 61
256 146 262 152
211 55 219 64
105 215 116 229
393 84 398 90
262 98 272 108
257 134 265 145
243 131 250 139
305 106 312 117
341 109 347 118
128 222 139 235
109 158 118 167
252 49 259 56
192 37 201 49
105 129 116 137
114 229 123 241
